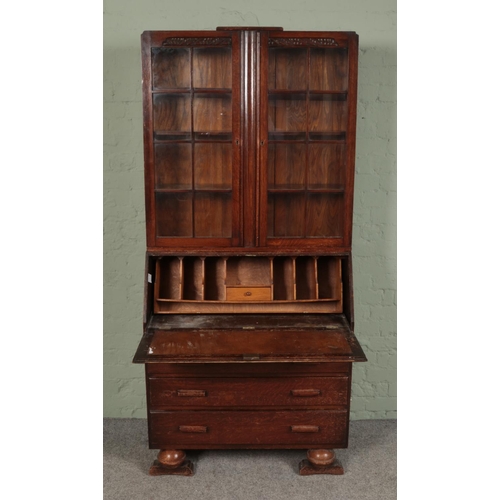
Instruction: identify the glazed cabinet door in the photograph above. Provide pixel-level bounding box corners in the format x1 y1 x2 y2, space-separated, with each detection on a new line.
142 31 241 247
259 32 358 249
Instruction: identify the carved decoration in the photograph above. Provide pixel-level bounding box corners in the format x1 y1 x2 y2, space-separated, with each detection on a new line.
162 37 231 47
269 37 338 47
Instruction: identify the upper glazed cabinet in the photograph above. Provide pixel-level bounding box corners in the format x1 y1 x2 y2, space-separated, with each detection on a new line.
141 28 358 249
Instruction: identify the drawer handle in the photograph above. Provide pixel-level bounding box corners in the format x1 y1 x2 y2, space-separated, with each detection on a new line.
179 425 208 433
291 389 321 397
291 425 320 433
177 389 207 397
244 291 252 296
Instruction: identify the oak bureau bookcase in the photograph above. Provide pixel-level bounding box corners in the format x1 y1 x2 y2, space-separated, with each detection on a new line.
133 27 367 476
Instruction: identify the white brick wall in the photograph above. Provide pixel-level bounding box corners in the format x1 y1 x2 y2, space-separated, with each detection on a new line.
103 0 397 419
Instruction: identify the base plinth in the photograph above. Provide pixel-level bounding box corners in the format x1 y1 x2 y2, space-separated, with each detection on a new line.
149 459 194 476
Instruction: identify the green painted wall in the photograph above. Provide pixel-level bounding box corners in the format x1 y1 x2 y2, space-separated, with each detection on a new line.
104 0 396 419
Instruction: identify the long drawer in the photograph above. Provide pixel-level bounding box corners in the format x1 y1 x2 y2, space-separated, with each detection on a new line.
149 410 348 447
148 376 349 408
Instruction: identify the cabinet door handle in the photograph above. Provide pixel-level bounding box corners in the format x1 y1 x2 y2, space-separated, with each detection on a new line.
179 425 208 433
177 389 207 397
291 389 321 397
291 425 320 433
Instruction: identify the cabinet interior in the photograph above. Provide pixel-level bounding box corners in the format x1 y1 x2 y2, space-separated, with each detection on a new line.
154 255 343 314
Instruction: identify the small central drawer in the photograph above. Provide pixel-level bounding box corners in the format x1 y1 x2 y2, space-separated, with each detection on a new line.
226 286 272 301
148 376 349 409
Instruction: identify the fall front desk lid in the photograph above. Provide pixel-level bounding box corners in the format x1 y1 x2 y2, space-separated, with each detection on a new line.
133 314 367 363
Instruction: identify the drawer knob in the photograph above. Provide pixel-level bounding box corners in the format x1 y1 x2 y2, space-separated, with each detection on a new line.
244 291 252 296
177 389 207 397
291 389 321 397
291 425 320 433
179 425 208 433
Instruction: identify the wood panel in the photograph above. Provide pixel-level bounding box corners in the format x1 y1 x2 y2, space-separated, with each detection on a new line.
305 193 344 238
149 410 348 447
155 192 193 237
309 48 348 91
194 192 232 237
144 327 362 362
156 257 181 299
204 257 226 300
193 47 232 89
226 257 271 285
194 143 232 189
146 361 351 377
153 94 191 132
308 144 346 189
148 376 349 408
182 257 204 300
193 94 232 132
268 48 307 90
152 47 191 89
267 143 306 189
154 143 192 190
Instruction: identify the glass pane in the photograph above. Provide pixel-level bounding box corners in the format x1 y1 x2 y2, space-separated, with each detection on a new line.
155 143 192 190
268 94 307 136
193 48 232 89
194 143 232 189
156 192 193 237
308 144 346 189
193 94 232 134
305 193 343 237
268 143 306 189
153 94 191 136
308 94 347 133
268 48 307 90
152 48 190 89
194 192 232 237
310 48 348 91
268 193 305 237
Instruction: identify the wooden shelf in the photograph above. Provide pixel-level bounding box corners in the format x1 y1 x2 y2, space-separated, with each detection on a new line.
151 88 232 94
268 187 344 193
154 131 233 142
154 255 343 313
268 132 346 142
154 188 232 193
268 90 347 98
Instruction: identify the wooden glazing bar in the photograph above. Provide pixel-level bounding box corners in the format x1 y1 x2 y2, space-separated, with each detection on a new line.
222 257 228 300
269 257 274 299
201 257 206 300
292 256 297 300
333 257 342 301
303 47 310 238
189 48 195 238
314 256 319 299
178 257 184 299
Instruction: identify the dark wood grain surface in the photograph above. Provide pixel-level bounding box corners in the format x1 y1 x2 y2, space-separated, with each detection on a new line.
149 409 348 447
148 375 349 408
137 28 365 476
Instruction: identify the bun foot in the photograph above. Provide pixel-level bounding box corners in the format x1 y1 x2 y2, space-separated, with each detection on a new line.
149 450 194 476
299 449 344 475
